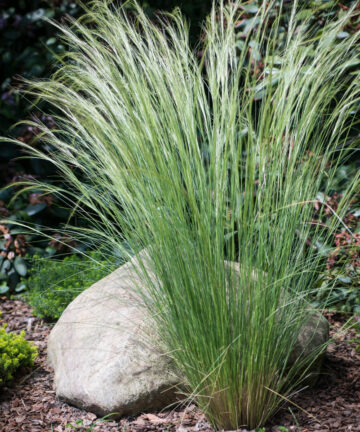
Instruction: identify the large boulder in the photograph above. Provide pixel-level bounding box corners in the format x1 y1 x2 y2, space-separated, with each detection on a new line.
48 252 329 417
48 251 178 417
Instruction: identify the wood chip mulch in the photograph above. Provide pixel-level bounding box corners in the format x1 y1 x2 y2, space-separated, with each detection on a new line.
0 297 359 432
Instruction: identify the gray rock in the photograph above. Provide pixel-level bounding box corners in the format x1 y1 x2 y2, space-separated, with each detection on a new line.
48 252 328 417
226 260 329 368
287 308 329 374
47 251 178 417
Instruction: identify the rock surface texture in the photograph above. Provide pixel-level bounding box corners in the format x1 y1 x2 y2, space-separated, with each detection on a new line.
48 252 329 417
47 251 177 417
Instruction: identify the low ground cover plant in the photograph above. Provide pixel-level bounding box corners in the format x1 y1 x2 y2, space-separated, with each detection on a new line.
24 251 118 320
0 313 38 386
4 0 360 429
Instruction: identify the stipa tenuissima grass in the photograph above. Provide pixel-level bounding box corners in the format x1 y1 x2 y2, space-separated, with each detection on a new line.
3 0 360 428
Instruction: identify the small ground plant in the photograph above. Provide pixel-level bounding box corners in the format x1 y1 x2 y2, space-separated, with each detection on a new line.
3 0 360 429
24 252 118 320
0 316 38 386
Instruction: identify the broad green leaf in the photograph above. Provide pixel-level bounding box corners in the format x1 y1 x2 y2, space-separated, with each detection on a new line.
0 284 9 294
15 282 27 293
25 203 47 216
14 257 27 276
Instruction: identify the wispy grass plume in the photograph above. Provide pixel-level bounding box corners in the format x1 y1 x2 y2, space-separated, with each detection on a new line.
3 0 360 428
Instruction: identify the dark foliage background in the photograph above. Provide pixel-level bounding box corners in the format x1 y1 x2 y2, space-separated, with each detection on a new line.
0 0 211 294
0 0 210 156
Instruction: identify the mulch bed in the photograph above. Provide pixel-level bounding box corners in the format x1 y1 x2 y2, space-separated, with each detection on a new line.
0 297 359 432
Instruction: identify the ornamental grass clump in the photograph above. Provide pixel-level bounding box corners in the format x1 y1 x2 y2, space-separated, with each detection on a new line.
4 0 360 428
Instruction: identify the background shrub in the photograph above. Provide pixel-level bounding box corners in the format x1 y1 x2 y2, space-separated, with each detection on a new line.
0 0 90 294
24 252 119 320
0 0 210 294
0 0 209 143
311 163 360 314
0 319 38 386
0 0 83 144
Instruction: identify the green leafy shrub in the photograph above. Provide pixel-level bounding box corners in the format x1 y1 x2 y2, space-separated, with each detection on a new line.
0 0 207 294
0 0 91 295
310 163 360 314
0 194 85 295
0 0 83 139
0 0 207 142
0 322 38 386
316 264 360 314
24 252 118 320
314 218 360 314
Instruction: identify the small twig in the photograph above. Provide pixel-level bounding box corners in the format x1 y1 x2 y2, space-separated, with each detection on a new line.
264 386 320 423
16 366 40 386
